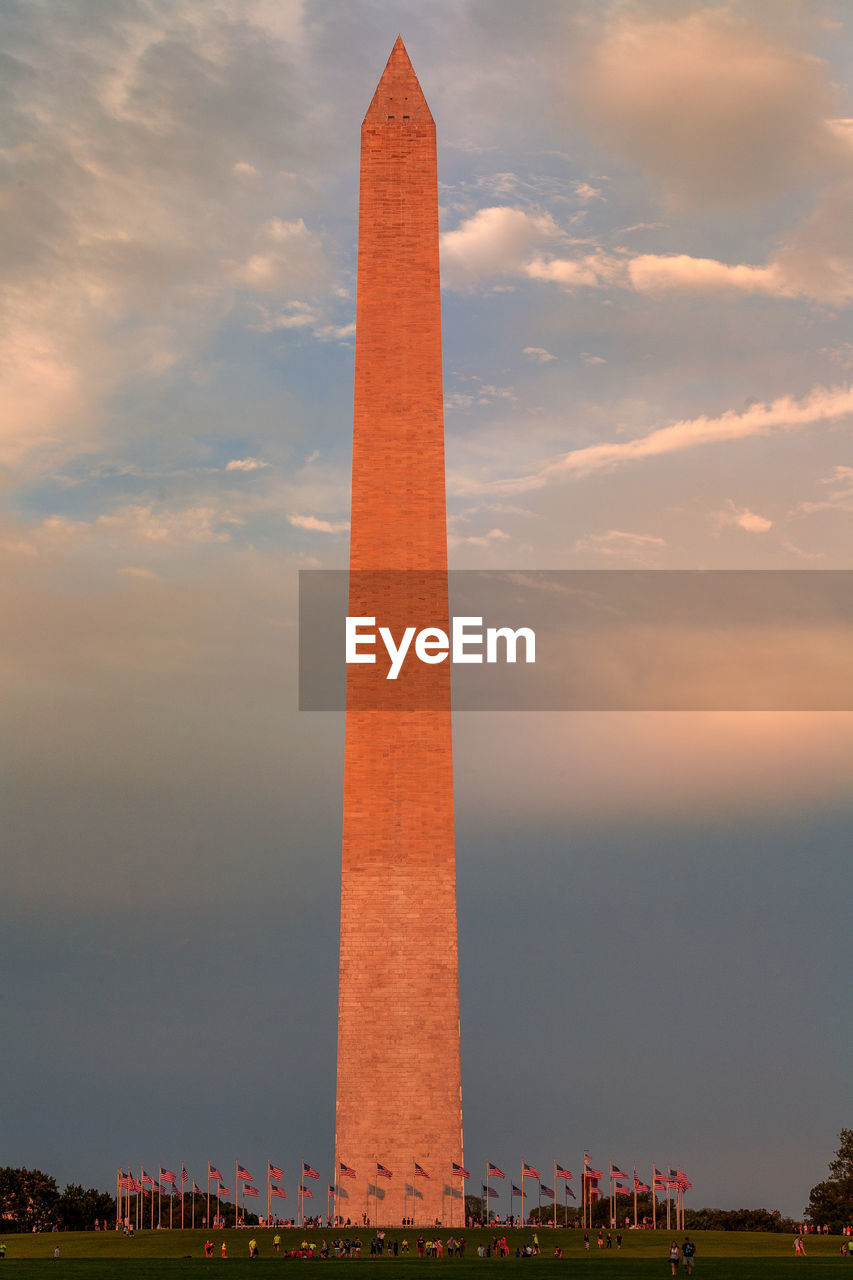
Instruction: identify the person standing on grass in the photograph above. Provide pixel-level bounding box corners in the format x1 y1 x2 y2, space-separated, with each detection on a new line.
669 1239 680 1275
682 1236 696 1274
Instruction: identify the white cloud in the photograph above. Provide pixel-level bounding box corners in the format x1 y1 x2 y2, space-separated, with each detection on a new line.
574 529 666 557
628 255 791 297
792 465 853 515
523 347 556 363
581 353 606 365
287 513 349 534
526 252 620 288
440 206 562 287
230 218 328 293
226 457 269 472
454 382 853 494
449 526 511 549
572 9 844 209
715 500 773 533
573 181 603 202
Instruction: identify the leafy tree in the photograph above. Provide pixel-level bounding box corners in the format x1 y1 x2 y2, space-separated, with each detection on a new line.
0 1167 60 1232
56 1184 115 1231
806 1129 853 1231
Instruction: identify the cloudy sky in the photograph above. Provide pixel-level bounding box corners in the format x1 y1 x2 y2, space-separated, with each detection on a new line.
2 0 851 1220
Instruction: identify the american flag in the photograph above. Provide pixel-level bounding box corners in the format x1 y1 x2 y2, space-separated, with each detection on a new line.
193 1182 203 1195
566 1187 577 1199
585 1167 603 1180
244 1186 259 1198
413 1163 430 1178
181 1166 189 1183
218 1186 231 1197
482 1185 498 1198
140 1170 154 1185
302 1162 319 1180
270 1184 286 1199
540 1184 554 1198
610 1165 628 1178
339 1162 357 1178
615 1183 631 1195
452 1163 470 1178
375 1163 393 1178
555 1164 573 1180
487 1162 505 1179
268 1163 284 1180
522 1162 540 1179
634 1177 651 1193
160 1168 177 1185
511 1185 525 1197
208 1165 223 1181
236 1165 252 1182
299 1186 313 1199
328 1185 335 1197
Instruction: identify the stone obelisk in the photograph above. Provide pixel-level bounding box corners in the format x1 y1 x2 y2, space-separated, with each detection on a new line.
334 38 464 1227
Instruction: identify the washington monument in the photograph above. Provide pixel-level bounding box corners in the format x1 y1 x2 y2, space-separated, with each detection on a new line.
334 38 464 1226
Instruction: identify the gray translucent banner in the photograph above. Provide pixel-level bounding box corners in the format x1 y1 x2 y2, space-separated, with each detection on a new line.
299 570 853 710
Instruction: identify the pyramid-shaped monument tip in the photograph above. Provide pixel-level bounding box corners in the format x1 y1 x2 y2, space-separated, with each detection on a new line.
363 35 433 126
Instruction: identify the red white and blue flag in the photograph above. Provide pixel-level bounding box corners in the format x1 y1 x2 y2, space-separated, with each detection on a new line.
339 1162 356 1178
555 1164 573 1180
244 1186 259 1198
511 1185 525 1197
218 1186 231 1197
413 1163 430 1178
540 1184 554 1198
140 1170 154 1185
523 1163 540 1179
610 1165 628 1179
634 1177 651 1193
236 1165 252 1182
160 1168 177 1185
303 1162 319 1180
208 1165 223 1181
299 1186 313 1199
452 1163 470 1178
268 1163 284 1180
487 1162 505 1179
271 1184 286 1199
482 1185 499 1198
375 1164 393 1179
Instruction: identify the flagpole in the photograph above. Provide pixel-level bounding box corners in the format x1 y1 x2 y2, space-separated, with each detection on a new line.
553 1161 557 1230
235 1161 238 1228
138 1168 142 1233
169 1183 173 1231
633 1161 637 1229
181 1167 184 1231
158 1176 161 1230
484 1163 488 1226
267 1164 271 1228
520 1162 523 1229
206 1168 210 1233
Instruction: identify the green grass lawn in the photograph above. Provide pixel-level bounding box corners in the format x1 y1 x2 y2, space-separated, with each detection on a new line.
0 1228 850 1277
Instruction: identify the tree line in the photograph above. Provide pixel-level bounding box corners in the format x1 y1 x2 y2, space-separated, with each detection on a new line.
0 1168 115 1233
